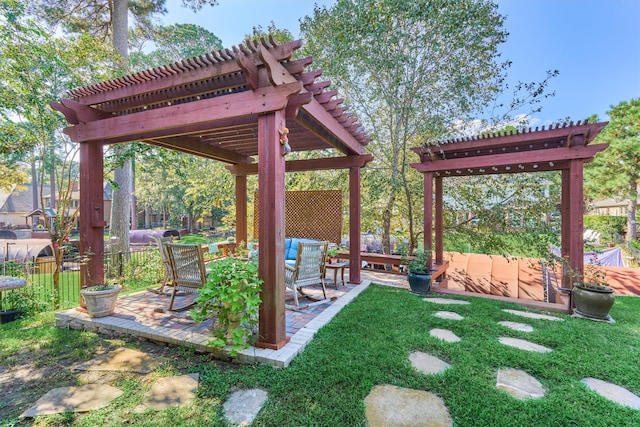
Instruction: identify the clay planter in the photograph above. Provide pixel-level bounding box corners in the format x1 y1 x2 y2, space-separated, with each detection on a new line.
408 271 432 294
573 283 615 321
80 284 122 318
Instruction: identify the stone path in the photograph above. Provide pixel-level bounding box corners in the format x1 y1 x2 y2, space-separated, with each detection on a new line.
21 384 123 417
21 347 269 424
134 373 199 412
365 304 640 425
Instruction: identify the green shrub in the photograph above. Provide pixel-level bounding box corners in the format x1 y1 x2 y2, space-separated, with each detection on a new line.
120 250 163 291
583 215 626 243
191 257 262 355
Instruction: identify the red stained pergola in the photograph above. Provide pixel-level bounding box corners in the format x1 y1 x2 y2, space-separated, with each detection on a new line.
410 121 609 288
51 38 372 349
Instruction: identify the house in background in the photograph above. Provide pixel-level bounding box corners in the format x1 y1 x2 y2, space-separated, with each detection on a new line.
0 183 112 235
589 198 638 217
0 184 47 230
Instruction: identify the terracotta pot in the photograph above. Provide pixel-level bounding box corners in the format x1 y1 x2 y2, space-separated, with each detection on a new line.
573 283 615 320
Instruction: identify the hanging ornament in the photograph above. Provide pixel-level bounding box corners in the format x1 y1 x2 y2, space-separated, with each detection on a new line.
279 127 291 155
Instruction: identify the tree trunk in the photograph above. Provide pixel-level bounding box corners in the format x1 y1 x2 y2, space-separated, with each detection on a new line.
108 0 131 260
627 179 638 242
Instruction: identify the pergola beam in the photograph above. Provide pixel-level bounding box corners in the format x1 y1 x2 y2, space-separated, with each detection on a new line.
226 154 374 175
147 136 253 164
67 40 304 106
411 144 608 174
63 82 303 143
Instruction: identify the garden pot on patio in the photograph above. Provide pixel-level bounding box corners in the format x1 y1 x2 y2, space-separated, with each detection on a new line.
573 283 615 321
80 284 122 318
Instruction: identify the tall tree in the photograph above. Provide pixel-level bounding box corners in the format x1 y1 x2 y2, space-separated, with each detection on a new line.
30 0 219 256
0 0 115 304
585 98 640 243
301 0 509 253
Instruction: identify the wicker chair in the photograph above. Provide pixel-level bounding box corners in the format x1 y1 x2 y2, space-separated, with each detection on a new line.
147 236 174 295
165 243 208 311
284 241 328 308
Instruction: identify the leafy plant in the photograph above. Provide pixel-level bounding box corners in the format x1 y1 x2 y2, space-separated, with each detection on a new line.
550 254 610 290
191 257 262 355
81 283 120 292
402 250 432 274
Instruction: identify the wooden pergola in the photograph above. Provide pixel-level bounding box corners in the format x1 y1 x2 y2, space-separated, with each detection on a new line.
411 121 608 288
51 38 372 349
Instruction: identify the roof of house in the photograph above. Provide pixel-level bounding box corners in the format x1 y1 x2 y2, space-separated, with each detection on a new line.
0 184 49 214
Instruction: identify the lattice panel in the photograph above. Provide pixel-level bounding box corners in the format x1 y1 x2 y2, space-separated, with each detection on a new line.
253 190 342 243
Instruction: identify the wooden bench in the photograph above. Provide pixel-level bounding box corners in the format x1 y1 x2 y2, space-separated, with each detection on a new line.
337 252 449 284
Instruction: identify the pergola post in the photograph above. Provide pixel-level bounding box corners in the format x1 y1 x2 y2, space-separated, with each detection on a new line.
235 175 248 246
424 172 433 269
256 110 289 350
79 141 105 290
348 166 362 284
561 169 571 287
567 160 585 285
435 176 444 266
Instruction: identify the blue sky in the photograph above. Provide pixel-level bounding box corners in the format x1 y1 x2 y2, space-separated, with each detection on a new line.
163 0 640 125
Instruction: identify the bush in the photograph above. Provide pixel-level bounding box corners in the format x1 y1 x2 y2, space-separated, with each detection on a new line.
583 215 627 243
191 257 262 355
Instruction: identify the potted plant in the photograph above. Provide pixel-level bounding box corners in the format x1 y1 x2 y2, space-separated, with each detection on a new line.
570 264 615 321
327 247 340 264
80 283 122 318
403 250 432 294
191 257 262 355
0 282 36 324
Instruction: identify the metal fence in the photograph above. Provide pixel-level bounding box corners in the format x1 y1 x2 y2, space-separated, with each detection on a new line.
0 246 162 311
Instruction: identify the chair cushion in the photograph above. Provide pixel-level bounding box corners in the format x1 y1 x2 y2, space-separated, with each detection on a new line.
285 238 320 260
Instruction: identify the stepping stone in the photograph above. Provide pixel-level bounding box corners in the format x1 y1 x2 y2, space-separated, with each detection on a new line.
365 384 452 427
498 321 533 332
135 373 199 412
433 311 464 321
498 337 552 353
423 297 471 305
223 388 268 426
20 384 123 417
409 351 451 375
430 328 461 343
581 378 640 409
497 368 547 400
74 347 163 374
502 309 564 321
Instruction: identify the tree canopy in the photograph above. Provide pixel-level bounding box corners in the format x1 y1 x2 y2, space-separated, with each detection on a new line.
586 98 640 242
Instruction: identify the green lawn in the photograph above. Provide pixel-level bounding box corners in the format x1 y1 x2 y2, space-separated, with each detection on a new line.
1 284 639 426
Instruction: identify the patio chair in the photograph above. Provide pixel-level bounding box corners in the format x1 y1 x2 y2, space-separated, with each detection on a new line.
147 236 174 295
285 241 329 308
165 243 208 311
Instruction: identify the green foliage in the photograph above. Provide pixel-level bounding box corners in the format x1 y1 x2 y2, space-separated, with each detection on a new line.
583 215 627 243
402 249 432 273
129 23 223 72
445 228 557 258
585 98 640 242
120 250 163 291
191 258 262 355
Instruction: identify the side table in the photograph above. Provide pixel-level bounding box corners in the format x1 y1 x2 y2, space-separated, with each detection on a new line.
324 262 346 289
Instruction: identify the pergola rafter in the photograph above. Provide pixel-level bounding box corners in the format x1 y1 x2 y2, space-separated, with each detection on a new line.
410 121 609 291
51 37 371 350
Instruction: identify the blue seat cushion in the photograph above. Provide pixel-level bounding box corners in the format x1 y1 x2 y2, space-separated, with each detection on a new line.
285 238 320 260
